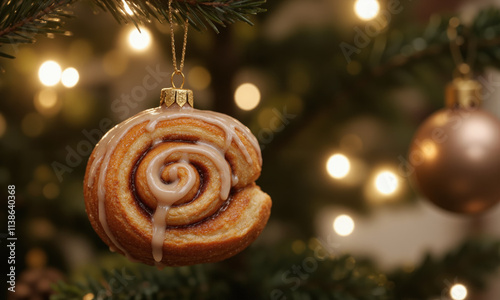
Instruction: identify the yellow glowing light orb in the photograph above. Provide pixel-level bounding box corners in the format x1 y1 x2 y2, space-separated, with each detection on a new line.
26 247 47 269
234 83 261 111
450 284 467 300
83 293 95 300
37 89 58 108
61 67 79 88
38 60 62 86
326 154 350 179
375 171 398 195
128 28 152 51
333 215 355 236
43 183 60 199
354 0 380 21
34 89 61 117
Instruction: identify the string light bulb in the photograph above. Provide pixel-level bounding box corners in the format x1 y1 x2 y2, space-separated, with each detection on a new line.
61 67 79 88
128 27 152 51
375 170 398 195
326 154 351 179
333 214 355 236
450 283 468 300
234 83 261 111
38 60 62 86
354 0 380 21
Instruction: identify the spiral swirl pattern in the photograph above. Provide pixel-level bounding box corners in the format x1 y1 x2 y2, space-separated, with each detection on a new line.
84 105 271 267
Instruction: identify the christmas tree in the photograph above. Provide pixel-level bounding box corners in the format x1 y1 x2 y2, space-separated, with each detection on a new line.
3 0 500 299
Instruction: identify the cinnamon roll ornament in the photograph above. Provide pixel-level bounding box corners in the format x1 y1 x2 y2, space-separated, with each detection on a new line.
83 87 272 267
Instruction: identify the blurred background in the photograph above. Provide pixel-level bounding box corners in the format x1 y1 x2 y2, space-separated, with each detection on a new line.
3 0 500 299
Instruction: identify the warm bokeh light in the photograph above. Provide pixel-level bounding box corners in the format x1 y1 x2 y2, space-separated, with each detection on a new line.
26 247 47 269
128 27 152 51
326 154 351 179
234 83 261 110
0 113 6 138
340 134 363 153
43 182 60 199
450 284 468 300
257 108 275 128
333 214 355 236
375 170 398 195
34 165 52 182
83 293 95 300
354 0 380 20
188 66 211 90
34 89 61 117
291 240 306 255
38 60 62 86
29 218 55 239
61 67 79 88
36 90 57 108
123 0 133 15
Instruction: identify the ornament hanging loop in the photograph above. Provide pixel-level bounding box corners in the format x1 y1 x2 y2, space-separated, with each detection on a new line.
171 70 185 88
160 0 193 108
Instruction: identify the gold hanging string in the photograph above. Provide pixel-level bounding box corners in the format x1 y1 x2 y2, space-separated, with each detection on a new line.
168 0 189 88
447 17 477 79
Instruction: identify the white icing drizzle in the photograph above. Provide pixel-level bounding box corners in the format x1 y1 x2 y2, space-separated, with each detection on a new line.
147 143 231 262
87 105 261 262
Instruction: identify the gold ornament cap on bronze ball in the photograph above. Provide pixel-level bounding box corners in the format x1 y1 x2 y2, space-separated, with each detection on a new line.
445 77 482 109
160 87 194 108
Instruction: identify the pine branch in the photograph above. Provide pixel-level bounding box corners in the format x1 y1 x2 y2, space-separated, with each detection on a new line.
261 7 500 155
0 0 265 60
0 0 75 58
94 0 267 32
389 237 500 300
51 264 237 299
370 8 500 77
51 237 500 300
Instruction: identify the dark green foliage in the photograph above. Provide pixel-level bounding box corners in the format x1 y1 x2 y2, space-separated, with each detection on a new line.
389 237 500 300
4 3 500 300
0 0 266 59
0 0 75 58
99 0 267 32
249 8 500 228
51 264 234 299
51 237 500 300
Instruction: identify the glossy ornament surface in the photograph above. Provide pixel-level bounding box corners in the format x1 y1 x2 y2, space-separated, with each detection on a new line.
409 106 500 214
409 77 500 214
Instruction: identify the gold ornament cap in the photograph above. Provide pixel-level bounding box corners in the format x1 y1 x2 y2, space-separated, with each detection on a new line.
160 87 194 108
445 78 482 108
